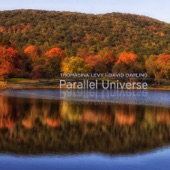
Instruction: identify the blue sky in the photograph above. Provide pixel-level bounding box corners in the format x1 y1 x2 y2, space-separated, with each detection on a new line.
0 0 170 23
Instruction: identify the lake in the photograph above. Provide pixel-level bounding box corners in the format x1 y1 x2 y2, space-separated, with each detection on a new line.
0 89 170 170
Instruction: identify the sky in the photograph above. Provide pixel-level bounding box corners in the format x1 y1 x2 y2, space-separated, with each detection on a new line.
0 0 170 23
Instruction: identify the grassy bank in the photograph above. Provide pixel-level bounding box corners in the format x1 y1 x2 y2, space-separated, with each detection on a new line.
0 78 59 89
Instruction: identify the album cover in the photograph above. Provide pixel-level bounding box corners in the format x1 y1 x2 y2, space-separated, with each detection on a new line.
0 0 170 170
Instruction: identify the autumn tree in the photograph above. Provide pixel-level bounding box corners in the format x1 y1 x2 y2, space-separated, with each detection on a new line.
45 56 61 78
62 56 90 74
77 48 91 59
116 52 137 64
146 54 170 80
23 45 42 78
0 46 20 79
101 50 115 72
85 55 107 73
145 55 159 78
30 65 46 79
156 54 170 79
44 47 64 78
24 45 40 61
113 52 138 73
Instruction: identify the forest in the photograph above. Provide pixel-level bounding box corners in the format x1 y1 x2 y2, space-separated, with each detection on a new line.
0 10 170 81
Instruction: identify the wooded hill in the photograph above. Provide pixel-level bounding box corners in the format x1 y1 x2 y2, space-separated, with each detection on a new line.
0 10 170 56
0 10 169 80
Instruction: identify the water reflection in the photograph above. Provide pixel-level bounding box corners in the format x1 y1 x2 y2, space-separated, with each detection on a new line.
0 95 170 155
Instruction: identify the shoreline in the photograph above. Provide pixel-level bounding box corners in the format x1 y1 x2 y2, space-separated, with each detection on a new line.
0 79 170 91
0 84 170 91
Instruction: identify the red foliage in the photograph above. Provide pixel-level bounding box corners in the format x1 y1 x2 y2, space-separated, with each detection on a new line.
45 47 64 59
85 55 103 67
24 45 39 60
0 46 19 78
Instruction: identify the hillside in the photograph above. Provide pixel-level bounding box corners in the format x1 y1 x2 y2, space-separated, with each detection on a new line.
0 10 170 56
0 10 170 80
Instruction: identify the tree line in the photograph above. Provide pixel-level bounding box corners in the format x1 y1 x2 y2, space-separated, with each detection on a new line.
0 10 170 81
0 45 169 80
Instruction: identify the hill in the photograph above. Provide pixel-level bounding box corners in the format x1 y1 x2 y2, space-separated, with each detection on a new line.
0 10 170 56
0 10 169 80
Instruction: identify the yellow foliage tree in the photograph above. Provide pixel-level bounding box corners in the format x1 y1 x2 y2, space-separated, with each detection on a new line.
62 56 90 73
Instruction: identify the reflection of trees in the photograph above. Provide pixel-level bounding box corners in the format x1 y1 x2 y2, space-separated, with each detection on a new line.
0 96 17 129
22 99 38 129
60 101 83 122
20 99 61 129
115 105 136 126
44 104 61 128
0 96 170 155
144 107 170 127
82 104 113 125
60 101 113 125
0 96 61 130
156 108 170 125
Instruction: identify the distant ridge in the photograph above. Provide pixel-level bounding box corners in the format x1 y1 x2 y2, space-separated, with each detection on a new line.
0 10 169 56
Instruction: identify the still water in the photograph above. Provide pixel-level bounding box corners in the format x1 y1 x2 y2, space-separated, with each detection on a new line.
0 89 170 170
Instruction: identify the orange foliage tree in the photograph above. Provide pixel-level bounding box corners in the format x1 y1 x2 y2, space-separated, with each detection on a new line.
102 50 115 65
156 54 170 79
114 51 138 73
24 45 40 61
0 46 19 79
146 54 170 79
98 49 115 72
103 50 115 72
24 45 40 78
116 52 137 64
85 55 107 73
45 47 64 78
